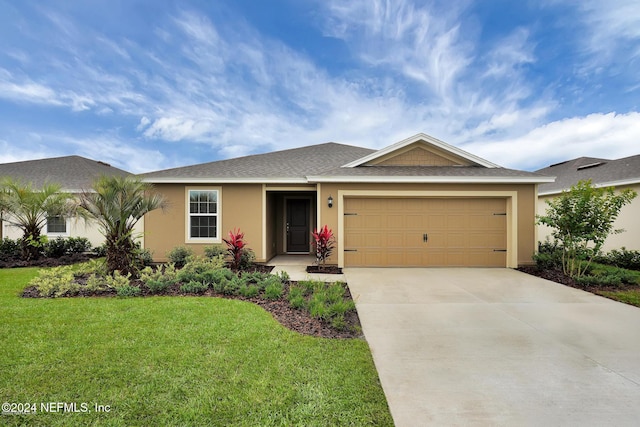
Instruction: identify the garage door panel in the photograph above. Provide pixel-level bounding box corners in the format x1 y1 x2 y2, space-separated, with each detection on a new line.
344 197 507 267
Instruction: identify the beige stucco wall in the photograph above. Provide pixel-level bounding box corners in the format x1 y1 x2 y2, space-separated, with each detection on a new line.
145 182 539 266
145 183 264 262
538 183 640 252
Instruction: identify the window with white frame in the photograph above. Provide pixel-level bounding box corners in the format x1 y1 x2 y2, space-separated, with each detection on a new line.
46 216 67 234
188 189 219 240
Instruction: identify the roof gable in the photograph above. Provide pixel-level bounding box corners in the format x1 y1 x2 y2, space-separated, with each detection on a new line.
343 133 500 168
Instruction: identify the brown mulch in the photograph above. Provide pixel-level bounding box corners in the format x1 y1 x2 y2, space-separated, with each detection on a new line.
0 253 93 269
306 265 343 274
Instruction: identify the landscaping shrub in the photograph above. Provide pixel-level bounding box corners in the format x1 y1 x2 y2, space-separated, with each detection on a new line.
167 246 193 268
84 274 114 293
239 248 255 271
305 281 355 330
222 276 244 295
223 228 249 271
107 271 132 289
239 284 259 298
31 266 75 297
116 285 141 297
312 225 336 267
180 280 209 294
0 237 21 260
263 276 284 300
93 243 107 257
533 239 563 270
204 244 226 259
44 237 68 258
288 285 306 309
140 264 178 293
177 256 226 284
65 237 92 254
596 248 640 271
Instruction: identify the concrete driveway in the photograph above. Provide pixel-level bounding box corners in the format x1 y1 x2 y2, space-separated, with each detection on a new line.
345 268 640 426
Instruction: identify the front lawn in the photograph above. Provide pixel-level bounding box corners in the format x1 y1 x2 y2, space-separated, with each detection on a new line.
0 268 392 426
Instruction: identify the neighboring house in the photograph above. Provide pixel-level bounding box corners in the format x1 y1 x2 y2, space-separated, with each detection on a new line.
536 155 640 251
141 133 554 267
0 155 135 247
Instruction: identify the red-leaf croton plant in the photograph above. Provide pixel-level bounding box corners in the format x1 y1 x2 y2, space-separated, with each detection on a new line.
312 225 335 268
223 228 246 271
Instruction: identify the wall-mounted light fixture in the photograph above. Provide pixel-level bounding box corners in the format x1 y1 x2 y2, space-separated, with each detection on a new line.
327 195 334 208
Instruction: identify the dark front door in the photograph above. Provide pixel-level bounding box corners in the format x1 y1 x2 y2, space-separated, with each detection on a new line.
286 199 310 252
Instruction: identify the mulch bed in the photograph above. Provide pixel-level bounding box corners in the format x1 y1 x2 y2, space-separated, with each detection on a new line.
0 253 94 269
517 265 638 294
21 271 362 339
305 265 343 274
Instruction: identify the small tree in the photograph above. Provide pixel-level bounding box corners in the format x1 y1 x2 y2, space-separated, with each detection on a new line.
0 178 78 260
537 180 637 278
312 225 335 269
79 176 167 277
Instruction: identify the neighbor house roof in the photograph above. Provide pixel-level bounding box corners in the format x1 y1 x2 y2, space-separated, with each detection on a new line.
0 155 131 191
141 133 554 184
536 155 640 195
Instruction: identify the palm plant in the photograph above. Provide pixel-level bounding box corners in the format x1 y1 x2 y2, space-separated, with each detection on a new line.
0 178 78 260
79 176 167 277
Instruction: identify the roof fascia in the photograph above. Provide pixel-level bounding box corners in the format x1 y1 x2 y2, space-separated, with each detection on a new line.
539 177 640 196
307 175 555 184
141 177 309 184
342 133 501 168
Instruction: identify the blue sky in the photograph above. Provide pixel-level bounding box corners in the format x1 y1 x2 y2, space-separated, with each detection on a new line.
0 0 639 173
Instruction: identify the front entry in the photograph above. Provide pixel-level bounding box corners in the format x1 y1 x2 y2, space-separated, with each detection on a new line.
286 198 310 253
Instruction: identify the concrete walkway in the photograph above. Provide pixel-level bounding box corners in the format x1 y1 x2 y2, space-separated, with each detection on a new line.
267 255 346 282
345 268 640 426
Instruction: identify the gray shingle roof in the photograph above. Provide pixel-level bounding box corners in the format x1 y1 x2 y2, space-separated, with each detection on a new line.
140 143 376 180
311 165 548 180
141 141 552 183
536 155 640 195
0 155 131 191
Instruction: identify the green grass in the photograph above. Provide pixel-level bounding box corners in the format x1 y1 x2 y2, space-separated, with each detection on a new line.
0 267 392 426
598 289 640 307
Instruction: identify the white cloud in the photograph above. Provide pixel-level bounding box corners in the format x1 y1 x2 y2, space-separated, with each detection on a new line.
468 112 640 170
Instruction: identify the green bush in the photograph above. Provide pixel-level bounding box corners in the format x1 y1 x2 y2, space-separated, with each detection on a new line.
596 248 640 271
263 277 284 300
65 237 91 254
239 284 259 298
84 274 114 292
533 239 563 270
31 266 75 297
239 249 256 271
0 237 21 260
116 285 141 297
204 245 226 259
288 285 306 309
74 258 108 277
177 256 226 284
222 276 243 295
44 237 67 258
180 280 209 294
167 246 193 268
93 243 107 257
107 271 133 289
136 247 154 267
